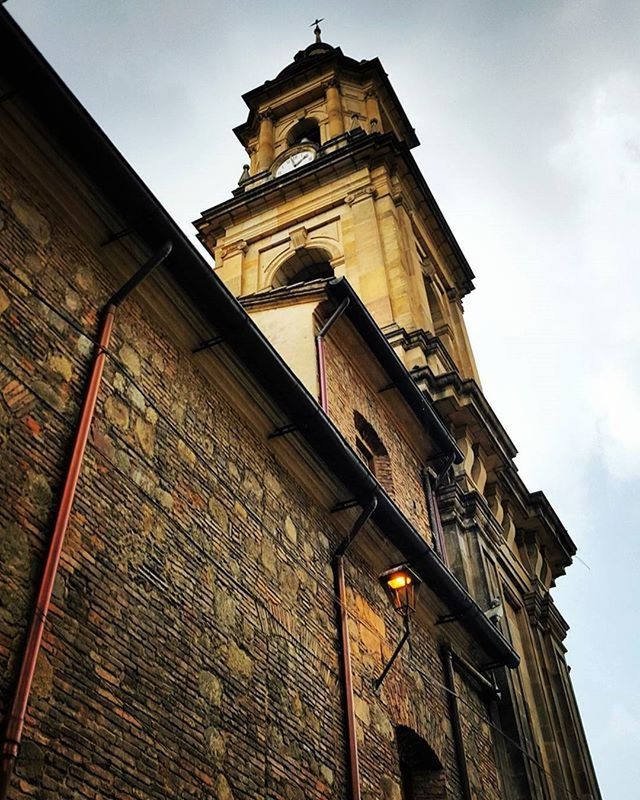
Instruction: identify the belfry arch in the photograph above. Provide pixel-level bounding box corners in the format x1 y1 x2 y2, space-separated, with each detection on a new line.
286 116 322 147
270 245 337 288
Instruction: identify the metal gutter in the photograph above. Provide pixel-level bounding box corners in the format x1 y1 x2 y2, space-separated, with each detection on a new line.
0 8 519 669
442 646 473 800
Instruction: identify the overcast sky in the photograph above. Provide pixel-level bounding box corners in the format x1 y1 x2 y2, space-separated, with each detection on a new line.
7 1 639 796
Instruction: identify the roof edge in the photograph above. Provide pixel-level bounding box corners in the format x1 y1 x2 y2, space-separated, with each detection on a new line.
0 8 518 669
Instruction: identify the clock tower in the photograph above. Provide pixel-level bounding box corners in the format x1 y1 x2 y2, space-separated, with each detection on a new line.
194 29 479 384
193 28 602 800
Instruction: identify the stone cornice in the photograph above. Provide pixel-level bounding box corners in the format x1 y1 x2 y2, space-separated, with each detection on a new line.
524 585 570 643
386 326 459 374
396 337 576 579
411 363 518 464
194 130 475 297
239 278 330 311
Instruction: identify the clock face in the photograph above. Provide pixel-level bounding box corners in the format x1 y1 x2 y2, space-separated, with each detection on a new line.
274 146 316 177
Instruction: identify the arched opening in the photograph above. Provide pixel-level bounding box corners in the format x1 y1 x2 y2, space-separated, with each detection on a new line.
396 726 447 800
424 281 446 333
354 411 394 493
424 279 458 363
272 247 334 287
287 117 321 147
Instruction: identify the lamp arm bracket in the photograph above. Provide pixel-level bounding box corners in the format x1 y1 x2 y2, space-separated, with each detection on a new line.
373 616 411 692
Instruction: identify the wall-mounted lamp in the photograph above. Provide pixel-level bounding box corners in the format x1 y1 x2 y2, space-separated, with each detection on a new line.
381 564 421 617
374 564 421 691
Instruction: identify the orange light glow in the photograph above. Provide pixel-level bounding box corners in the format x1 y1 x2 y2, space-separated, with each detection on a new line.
387 573 412 590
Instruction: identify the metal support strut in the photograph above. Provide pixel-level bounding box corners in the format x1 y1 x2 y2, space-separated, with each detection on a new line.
373 614 411 691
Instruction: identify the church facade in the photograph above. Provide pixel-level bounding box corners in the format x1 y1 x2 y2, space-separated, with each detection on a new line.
0 10 600 800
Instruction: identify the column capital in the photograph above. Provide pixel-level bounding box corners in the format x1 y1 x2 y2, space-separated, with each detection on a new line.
221 239 248 259
322 77 340 91
345 184 377 206
257 108 276 123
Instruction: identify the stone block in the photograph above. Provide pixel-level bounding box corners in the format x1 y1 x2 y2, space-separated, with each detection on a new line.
104 395 130 430
119 343 141 377
198 670 222 706
47 354 73 382
11 196 50 243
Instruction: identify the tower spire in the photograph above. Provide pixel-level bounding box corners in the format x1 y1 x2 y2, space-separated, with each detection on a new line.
310 17 324 44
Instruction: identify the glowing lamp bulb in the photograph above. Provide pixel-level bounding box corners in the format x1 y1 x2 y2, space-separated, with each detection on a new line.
387 574 411 590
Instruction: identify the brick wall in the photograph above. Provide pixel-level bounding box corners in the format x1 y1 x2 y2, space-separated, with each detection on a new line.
323 330 433 544
0 105 502 800
455 672 502 800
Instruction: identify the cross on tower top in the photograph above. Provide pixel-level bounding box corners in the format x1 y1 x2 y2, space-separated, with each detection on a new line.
310 17 324 43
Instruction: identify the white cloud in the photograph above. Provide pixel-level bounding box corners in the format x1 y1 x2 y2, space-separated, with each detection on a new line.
550 72 640 480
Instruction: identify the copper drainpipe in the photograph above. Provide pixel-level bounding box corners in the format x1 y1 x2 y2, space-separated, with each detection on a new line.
333 496 378 800
421 459 452 565
442 645 473 800
316 297 350 412
317 294 370 800
0 242 172 799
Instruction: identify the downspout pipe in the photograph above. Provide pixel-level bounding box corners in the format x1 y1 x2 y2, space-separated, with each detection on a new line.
442 645 473 800
421 468 446 563
0 241 172 800
421 453 455 563
316 297 350 412
333 496 378 800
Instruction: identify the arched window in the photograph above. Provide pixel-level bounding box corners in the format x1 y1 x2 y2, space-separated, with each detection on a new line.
354 411 394 493
396 726 447 800
272 247 334 287
287 117 321 147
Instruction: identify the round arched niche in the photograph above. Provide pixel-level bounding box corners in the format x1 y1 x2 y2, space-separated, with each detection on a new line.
271 246 335 288
396 726 448 800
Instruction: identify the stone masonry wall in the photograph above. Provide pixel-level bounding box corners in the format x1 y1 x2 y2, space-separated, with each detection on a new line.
0 110 502 800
